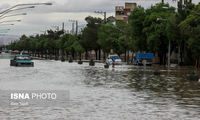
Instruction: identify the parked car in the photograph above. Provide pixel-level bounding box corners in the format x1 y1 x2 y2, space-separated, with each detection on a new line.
10 54 34 67
106 54 122 65
133 53 154 66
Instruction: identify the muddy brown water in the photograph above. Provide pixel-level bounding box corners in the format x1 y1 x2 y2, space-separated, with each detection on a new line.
0 53 199 120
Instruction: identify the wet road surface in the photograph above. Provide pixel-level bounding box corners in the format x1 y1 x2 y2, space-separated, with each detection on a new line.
0 53 200 120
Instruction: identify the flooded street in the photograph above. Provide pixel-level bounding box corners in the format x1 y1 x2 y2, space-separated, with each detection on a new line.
0 53 200 120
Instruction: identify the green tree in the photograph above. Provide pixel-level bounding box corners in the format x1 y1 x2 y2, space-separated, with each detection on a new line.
129 6 147 52
179 3 200 67
98 20 131 61
143 3 175 65
82 16 102 60
98 23 119 53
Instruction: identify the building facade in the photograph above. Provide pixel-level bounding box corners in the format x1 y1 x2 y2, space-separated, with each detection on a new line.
115 3 137 22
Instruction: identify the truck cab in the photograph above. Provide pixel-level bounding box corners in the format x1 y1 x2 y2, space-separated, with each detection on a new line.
133 53 154 66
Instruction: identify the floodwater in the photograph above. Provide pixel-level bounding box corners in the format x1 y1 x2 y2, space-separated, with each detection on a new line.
0 53 200 120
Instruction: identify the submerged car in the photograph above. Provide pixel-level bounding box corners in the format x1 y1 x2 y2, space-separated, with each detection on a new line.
106 54 122 65
10 54 34 67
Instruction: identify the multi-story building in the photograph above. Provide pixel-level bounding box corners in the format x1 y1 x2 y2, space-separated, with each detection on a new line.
115 3 137 22
115 6 124 21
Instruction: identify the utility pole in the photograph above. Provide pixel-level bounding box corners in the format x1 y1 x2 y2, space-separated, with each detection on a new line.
178 0 183 12
76 20 78 35
103 12 106 24
94 11 107 23
168 39 171 67
62 22 64 31
180 0 183 10
51 25 59 31
72 22 74 34
94 11 107 60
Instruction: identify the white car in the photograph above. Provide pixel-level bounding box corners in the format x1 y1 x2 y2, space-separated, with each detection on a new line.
106 54 122 65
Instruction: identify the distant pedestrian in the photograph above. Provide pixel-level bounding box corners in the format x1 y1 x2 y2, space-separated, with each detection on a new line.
112 57 115 68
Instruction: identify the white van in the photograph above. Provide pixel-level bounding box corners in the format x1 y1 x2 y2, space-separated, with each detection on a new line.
106 54 122 65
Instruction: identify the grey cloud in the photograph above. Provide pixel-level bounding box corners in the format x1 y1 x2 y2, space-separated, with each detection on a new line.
0 4 10 11
0 0 200 38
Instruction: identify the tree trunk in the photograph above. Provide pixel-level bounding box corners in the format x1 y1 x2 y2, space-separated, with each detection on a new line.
45 50 47 58
49 50 52 60
196 57 200 68
183 41 189 65
72 50 75 59
198 57 200 68
79 53 82 60
61 49 63 60
66 52 68 60
95 50 98 60
54 49 57 59
195 58 198 68
178 46 181 65
103 51 106 60
179 0 183 11
124 49 127 62
74 51 76 60
85 50 88 60
164 52 166 65
99 49 101 60
41 51 43 58
37 51 40 57
127 50 130 64
159 52 165 65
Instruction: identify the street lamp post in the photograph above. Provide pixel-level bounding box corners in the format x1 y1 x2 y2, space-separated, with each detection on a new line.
0 13 27 20
0 2 52 22
0 3 52 15
94 11 107 60
0 24 14 26
168 38 171 67
0 29 10 30
0 3 52 38
156 17 171 67
0 6 34 18
0 20 21 24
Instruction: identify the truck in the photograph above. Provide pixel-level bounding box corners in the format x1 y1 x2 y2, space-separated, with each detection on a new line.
133 53 154 66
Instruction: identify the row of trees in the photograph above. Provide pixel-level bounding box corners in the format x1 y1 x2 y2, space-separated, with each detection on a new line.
8 2 200 67
8 15 129 61
8 30 84 60
99 2 200 67
127 1 200 66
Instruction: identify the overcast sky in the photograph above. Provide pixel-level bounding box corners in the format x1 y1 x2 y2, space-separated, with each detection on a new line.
0 0 199 38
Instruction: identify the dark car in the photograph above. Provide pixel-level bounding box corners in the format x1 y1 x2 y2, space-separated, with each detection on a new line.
10 54 34 67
